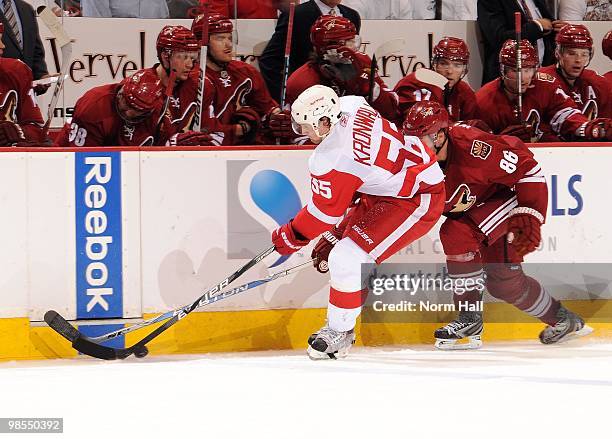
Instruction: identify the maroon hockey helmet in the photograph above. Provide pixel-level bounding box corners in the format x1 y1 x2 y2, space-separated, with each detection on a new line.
556 24 593 51
192 13 233 41
402 101 450 138
603 31 612 59
156 25 199 59
310 15 357 54
499 39 539 69
120 70 163 113
432 37 470 64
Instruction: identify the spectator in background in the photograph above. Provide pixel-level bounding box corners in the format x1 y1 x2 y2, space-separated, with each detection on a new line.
441 0 477 19
209 0 285 18
477 0 567 85
603 31 612 85
259 0 360 102
341 0 434 19
1 0 50 94
81 0 169 18
558 0 611 20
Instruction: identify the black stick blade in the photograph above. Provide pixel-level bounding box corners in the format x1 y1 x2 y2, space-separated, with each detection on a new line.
44 310 80 342
44 310 122 360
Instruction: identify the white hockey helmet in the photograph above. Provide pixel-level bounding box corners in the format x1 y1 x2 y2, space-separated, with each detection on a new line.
291 85 342 139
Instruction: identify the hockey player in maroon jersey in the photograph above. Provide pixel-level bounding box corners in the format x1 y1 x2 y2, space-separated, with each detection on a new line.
55 70 165 147
0 22 45 146
284 15 400 124
271 85 445 359
394 36 479 122
140 25 202 136
403 101 592 350
476 39 611 142
55 69 212 147
191 13 291 145
602 31 612 86
539 24 610 119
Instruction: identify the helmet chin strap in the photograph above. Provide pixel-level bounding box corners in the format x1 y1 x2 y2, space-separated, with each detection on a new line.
433 130 448 155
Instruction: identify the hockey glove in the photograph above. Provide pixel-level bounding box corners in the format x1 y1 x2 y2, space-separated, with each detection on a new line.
320 46 377 97
167 131 215 146
311 227 343 273
272 221 310 256
268 110 294 138
231 106 261 145
578 118 612 141
507 209 543 257
0 120 27 146
500 123 535 142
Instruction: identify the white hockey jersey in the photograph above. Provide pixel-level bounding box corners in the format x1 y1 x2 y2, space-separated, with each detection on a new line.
293 96 444 239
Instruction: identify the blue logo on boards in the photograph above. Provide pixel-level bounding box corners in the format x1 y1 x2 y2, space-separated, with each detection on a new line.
227 161 302 267
75 152 124 347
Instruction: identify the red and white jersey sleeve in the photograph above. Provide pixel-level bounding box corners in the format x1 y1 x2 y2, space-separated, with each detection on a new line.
292 96 444 239
0 58 44 142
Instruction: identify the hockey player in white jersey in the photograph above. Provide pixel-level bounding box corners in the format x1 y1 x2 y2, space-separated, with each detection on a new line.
271 85 446 359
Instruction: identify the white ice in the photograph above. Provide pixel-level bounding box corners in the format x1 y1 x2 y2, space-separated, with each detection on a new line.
1 340 611 439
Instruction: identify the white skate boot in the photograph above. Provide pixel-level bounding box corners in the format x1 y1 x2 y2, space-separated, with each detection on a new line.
434 311 483 350
307 325 355 360
539 306 593 344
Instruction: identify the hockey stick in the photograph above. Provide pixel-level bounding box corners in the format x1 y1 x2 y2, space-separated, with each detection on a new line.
37 6 73 138
76 258 313 343
367 53 377 104
193 0 210 132
514 12 524 124
153 69 176 145
45 245 276 360
279 0 296 111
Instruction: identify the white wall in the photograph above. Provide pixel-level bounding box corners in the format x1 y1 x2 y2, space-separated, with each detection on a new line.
1 145 610 321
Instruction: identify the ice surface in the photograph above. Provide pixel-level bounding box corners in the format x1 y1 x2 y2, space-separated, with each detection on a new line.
1 340 611 439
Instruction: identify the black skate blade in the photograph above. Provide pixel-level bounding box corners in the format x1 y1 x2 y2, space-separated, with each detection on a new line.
44 310 125 360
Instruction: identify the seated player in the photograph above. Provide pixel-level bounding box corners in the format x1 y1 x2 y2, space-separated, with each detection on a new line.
402 101 592 350
394 36 479 122
191 13 291 145
0 22 46 146
285 15 400 124
271 85 445 360
539 24 610 119
476 39 611 142
55 70 212 147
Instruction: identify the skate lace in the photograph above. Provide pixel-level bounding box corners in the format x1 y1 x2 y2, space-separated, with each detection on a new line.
444 320 466 336
318 326 346 344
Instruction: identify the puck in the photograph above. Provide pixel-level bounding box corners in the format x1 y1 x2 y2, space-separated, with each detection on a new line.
133 346 149 358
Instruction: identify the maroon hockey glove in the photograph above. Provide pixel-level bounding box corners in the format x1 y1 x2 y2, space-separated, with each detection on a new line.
507 212 542 257
231 106 261 145
579 118 612 141
500 123 535 142
268 110 293 138
272 222 310 256
311 227 343 273
320 46 373 96
168 131 215 146
0 120 27 146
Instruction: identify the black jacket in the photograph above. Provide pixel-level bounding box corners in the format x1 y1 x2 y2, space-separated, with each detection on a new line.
259 0 361 103
1 0 48 80
477 0 554 85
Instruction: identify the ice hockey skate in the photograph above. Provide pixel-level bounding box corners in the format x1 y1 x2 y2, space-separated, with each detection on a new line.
307 325 355 360
539 306 593 344
434 311 483 350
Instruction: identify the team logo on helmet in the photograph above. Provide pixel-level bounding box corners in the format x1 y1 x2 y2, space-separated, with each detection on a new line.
470 140 492 160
